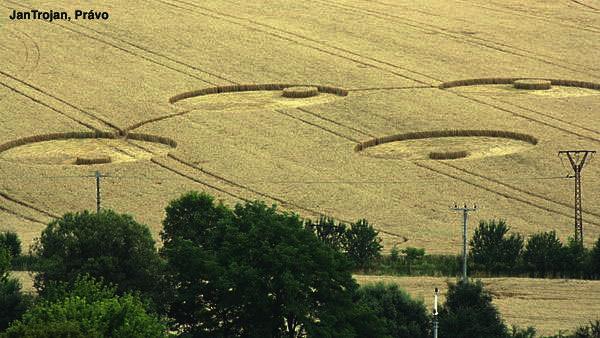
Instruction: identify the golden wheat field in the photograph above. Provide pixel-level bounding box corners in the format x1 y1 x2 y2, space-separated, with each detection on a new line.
0 0 599 266
2 0 600 333
355 274 600 336
2 0 600 253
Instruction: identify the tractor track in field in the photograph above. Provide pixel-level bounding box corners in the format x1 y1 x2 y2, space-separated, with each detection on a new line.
158 0 600 141
0 70 123 133
451 0 600 32
0 190 58 225
318 0 600 75
134 139 409 242
322 0 600 73
0 204 46 225
0 79 98 131
124 109 194 132
438 161 600 220
167 153 408 241
489 96 600 136
447 91 600 144
154 0 438 85
0 28 40 103
570 0 600 12
273 109 360 143
150 157 251 202
1 1 232 87
149 0 600 142
67 21 238 85
295 107 376 138
415 161 600 228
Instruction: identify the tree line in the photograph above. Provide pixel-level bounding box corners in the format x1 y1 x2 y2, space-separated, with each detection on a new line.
373 220 600 279
1 192 599 337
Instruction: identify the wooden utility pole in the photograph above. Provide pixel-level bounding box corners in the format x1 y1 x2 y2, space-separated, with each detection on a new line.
559 150 595 244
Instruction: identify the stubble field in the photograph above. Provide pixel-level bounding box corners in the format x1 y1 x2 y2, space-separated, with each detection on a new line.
1 0 599 332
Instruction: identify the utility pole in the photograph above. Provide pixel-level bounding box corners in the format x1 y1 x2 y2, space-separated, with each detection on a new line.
433 287 439 338
559 150 595 244
451 203 477 282
95 171 101 213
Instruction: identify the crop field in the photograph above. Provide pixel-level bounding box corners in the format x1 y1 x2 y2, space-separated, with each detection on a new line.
0 0 599 258
355 274 600 336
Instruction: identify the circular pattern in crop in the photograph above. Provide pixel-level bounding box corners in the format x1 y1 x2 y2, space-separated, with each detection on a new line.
355 130 537 160
282 86 319 98
514 79 552 90
439 77 600 97
0 132 176 166
168 84 348 114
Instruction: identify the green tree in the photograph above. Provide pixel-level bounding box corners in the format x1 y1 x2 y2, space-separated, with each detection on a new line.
0 232 21 258
344 219 383 269
0 246 31 330
402 247 425 275
32 210 166 309
0 277 31 331
591 236 600 278
573 320 600 338
305 216 347 252
563 238 589 278
523 231 564 277
439 280 508 338
356 283 430 338
161 192 374 337
0 246 9 278
2 276 167 337
469 219 523 274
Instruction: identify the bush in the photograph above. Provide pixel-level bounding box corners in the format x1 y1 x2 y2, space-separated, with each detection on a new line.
0 277 31 331
2 276 167 337
523 231 564 277
469 220 523 274
32 210 166 311
591 236 600 278
402 247 425 274
0 232 21 258
563 238 590 278
439 280 508 338
305 216 347 252
573 320 600 338
356 283 430 338
0 247 9 278
344 219 383 269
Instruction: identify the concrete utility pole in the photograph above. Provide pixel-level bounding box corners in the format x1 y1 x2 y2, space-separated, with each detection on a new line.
433 287 439 338
95 171 101 213
559 150 595 244
451 203 477 282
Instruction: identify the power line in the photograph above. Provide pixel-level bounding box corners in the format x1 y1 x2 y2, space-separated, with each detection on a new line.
0 175 580 183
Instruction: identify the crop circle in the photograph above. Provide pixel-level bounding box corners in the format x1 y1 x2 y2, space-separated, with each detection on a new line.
282 86 319 98
0 132 176 166
514 79 552 90
356 130 537 160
